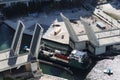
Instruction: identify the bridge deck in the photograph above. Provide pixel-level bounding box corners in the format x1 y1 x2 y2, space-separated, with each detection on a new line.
0 50 29 72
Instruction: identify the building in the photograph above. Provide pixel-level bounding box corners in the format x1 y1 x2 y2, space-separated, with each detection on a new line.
42 8 120 55
60 8 120 55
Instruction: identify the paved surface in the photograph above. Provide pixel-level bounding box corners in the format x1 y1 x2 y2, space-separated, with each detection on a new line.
0 50 29 72
40 74 67 80
0 50 10 61
86 55 120 80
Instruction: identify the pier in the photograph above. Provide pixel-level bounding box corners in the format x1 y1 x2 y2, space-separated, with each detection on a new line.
40 74 68 80
86 55 120 80
28 74 68 80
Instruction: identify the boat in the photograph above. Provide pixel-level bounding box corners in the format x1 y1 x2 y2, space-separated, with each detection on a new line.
38 45 92 69
68 50 91 69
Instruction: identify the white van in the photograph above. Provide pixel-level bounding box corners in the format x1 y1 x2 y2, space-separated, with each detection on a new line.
96 21 106 29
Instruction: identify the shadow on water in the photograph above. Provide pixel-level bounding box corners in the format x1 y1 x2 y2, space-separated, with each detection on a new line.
0 24 14 50
26 24 49 33
69 60 97 80
40 63 75 80
40 24 49 33
40 61 97 80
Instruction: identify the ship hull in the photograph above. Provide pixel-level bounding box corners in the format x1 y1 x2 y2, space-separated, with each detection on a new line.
38 52 91 70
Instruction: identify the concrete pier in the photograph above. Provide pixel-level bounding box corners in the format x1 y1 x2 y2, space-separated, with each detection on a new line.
86 55 120 80
28 74 67 80
40 74 67 80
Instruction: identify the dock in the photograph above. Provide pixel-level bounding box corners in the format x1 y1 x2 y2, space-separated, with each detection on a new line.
43 20 69 44
28 74 67 80
86 55 120 80
39 74 67 80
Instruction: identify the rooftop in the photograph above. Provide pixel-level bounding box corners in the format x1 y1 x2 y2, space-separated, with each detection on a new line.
99 3 120 20
43 20 69 44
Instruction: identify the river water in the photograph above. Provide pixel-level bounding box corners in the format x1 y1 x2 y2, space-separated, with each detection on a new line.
0 23 89 80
